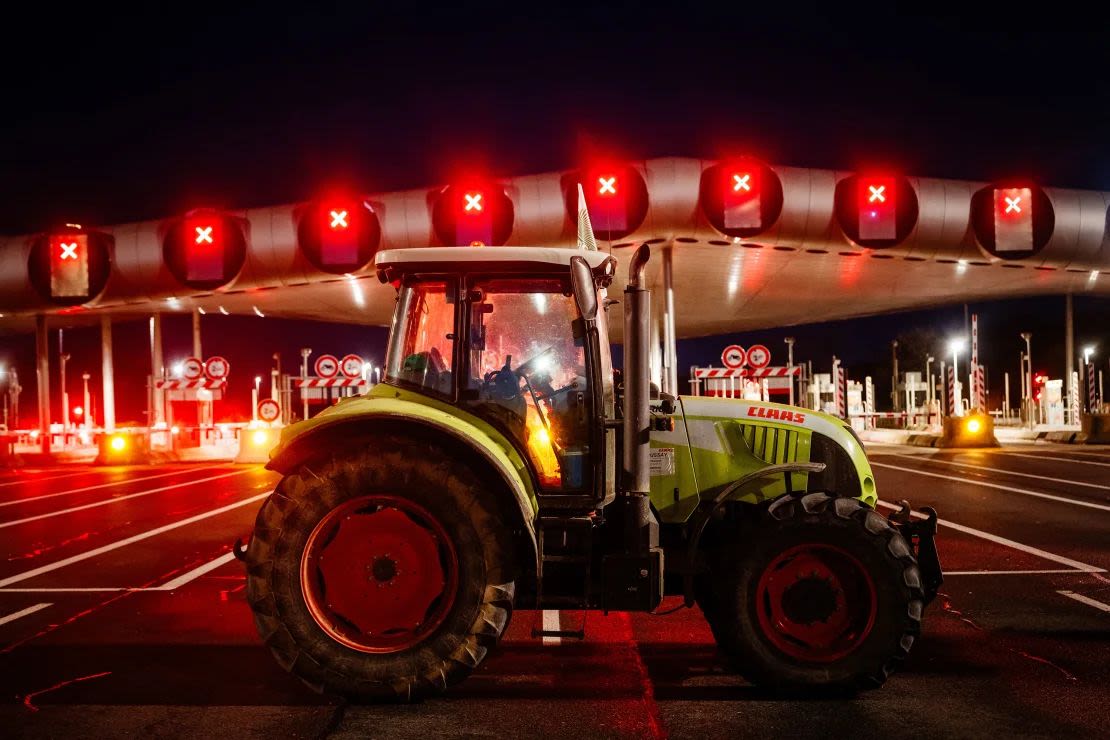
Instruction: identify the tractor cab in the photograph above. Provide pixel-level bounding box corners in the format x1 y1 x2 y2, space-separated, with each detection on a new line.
377 247 618 495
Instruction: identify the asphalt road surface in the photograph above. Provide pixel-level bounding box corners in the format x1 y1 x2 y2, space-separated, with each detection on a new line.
2 444 1109 739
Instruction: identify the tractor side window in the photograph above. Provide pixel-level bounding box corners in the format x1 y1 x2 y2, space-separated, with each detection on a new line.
384 281 455 397
466 278 591 491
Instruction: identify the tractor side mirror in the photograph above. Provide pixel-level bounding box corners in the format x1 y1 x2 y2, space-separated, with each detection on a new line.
569 256 598 323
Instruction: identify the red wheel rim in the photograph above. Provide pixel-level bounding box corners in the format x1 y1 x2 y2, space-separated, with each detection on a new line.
300 495 458 654
754 543 877 663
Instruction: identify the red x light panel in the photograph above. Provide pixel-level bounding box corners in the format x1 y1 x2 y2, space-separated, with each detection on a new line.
431 183 514 246
565 165 649 241
834 174 918 248
50 234 89 297
993 187 1033 252
28 227 112 305
698 159 783 239
162 209 247 289
858 176 896 241
297 199 381 273
970 184 1053 259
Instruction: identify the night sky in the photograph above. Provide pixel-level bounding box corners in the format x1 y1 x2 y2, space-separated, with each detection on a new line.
2 6 1108 423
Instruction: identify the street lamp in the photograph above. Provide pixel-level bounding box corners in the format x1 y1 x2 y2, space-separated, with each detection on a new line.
1083 345 1095 365
925 355 935 410
252 375 262 423
1020 332 1033 428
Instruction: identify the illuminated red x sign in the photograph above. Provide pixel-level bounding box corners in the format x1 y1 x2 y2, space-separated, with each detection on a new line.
732 174 752 192
59 241 78 260
464 193 483 212
1004 196 1022 214
329 209 349 229
195 226 214 244
868 185 887 203
598 176 617 195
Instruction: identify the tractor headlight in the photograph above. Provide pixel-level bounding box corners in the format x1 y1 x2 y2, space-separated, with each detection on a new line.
109 434 128 452
965 417 982 434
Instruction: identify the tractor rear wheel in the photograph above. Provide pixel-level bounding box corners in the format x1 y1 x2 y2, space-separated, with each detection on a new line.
700 491 923 693
244 437 515 700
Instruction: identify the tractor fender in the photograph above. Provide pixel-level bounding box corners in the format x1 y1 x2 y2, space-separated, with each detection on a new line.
266 395 539 573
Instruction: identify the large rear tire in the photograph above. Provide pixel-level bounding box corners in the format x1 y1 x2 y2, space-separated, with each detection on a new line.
700 492 923 693
244 436 515 701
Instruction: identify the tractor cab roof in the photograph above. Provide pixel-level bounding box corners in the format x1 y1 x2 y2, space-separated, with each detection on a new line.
375 247 617 284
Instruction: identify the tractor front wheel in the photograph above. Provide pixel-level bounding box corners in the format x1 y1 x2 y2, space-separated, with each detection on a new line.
244 438 515 701
700 491 924 693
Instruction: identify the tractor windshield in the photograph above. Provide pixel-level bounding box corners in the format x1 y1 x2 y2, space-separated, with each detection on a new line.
465 278 591 491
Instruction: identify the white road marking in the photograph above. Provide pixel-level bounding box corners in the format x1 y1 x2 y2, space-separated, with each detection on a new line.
990 451 1110 468
0 465 228 508
889 453 1110 492
0 469 255 529
872 462 1110 513
946 569 1107 576
0 602 51 626
0 587 136 593
876 500 1104 573
0 551 242 594
1058 590 1110 614
155 551 238 591
0 491 271 588
542 610 561 645
0 469 104 488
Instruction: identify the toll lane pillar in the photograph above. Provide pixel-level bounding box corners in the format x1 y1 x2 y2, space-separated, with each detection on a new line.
35 315 50 454
151 313 165 426
101 315 116 432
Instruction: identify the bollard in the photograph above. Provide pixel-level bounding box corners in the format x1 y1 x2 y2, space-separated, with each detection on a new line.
938 413 999 448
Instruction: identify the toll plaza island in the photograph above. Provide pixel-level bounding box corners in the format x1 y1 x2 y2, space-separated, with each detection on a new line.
1 157 1109 738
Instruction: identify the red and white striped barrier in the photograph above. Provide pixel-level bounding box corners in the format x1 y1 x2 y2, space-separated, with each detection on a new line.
294 377 370 388
154 378 227 390
835 365 846 418
693 367 801 379
974 364 986 412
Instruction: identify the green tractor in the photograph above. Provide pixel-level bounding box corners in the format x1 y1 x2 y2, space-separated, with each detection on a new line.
241 243 941 700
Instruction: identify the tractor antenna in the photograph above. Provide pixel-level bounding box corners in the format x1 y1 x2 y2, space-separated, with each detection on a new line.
576 183 598 251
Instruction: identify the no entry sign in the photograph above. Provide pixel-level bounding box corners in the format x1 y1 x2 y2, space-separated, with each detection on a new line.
257 398 281 423
314 354 340 378
721 344 746 369
746 344 771 369
340 354 364 379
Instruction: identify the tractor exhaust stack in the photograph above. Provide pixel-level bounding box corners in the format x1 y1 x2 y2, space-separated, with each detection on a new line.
623 243 652 497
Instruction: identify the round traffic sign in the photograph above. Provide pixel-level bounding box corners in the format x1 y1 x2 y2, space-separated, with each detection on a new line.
204 356 230 380
721 344 747 369
747 344 772 369
257 398 281 423
181 357 204 380
340 353 364 379
315 354 340 378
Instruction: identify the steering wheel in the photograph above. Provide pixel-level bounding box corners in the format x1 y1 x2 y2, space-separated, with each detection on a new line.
481 357 520 401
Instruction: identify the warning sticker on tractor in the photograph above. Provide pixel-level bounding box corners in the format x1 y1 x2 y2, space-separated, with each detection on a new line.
650 448 675 476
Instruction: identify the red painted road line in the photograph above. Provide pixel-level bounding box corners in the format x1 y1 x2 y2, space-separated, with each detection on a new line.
0 469 256 529
0 464 230 507
21 671 113 712
0 555 218 655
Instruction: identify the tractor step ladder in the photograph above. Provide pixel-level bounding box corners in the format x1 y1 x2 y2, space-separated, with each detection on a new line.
535 515 595 618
